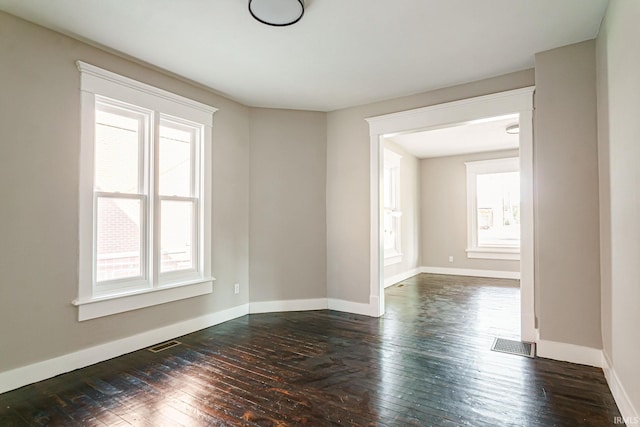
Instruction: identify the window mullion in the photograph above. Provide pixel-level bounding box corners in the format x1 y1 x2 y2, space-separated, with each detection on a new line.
141 111 150 288
150 111 160 288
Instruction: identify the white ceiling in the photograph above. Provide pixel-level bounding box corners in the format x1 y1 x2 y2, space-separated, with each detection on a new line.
0 0 608 111
387 115 519 159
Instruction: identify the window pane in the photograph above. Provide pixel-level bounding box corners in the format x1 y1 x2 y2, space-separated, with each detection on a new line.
161 200 194 272
96 197 142 282
383 210 396 251
477 171 520 247
95 108 142 193
159 124 193 197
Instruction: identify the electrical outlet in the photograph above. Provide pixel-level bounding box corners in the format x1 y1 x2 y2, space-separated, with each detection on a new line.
448 256 454 263
234 283 240 294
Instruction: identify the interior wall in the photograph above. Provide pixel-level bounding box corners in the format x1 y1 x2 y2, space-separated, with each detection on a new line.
249 108 327 302
382 140 420 281
533 40 601 349
0 12 251 372
327 70 535 303
597 0 640 413
420 150 520 273
596 3 612 363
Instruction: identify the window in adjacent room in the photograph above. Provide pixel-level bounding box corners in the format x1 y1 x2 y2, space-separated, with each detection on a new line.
465 157 520 260
383 149 402 265
75 62 217 321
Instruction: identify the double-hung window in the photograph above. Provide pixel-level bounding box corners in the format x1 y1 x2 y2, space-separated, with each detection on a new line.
465 157 520 260
383 149 402 265
75 62 217 321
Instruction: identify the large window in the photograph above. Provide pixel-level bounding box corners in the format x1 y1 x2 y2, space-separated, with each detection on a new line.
75 62 217 321
383 149 402 265
465 157 520 260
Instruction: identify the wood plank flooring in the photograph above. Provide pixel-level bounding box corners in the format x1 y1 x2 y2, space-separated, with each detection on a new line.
0 273 622 426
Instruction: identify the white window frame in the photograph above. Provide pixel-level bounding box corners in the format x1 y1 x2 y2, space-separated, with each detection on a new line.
465 157 520 260
383 149 402 266
74 62 217 321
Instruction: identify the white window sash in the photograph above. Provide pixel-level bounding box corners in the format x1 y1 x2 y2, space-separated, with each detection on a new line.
157 195 200 285
93 192 149 292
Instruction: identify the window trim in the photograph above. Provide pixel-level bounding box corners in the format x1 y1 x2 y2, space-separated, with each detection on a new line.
465 157 520 261
74 62 217 321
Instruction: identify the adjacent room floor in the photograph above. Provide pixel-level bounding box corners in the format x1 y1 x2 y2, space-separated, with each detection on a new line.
0 274 621 426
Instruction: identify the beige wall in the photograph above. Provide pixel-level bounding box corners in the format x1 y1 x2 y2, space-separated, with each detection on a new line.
596 5 613 363
382 140 420 281
327 70 535 303
420 150 520 272
597 0 640 412
0 12 251 372
534 40 601 348
249 108 327 302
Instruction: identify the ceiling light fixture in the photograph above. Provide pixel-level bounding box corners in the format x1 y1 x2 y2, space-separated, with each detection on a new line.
249 0 304 27
506 124 520 135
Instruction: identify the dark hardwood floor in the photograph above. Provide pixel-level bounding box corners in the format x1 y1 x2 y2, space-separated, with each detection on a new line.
0 274 621 426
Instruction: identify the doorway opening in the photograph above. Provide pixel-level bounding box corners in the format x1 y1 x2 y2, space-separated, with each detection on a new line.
366 87 535 342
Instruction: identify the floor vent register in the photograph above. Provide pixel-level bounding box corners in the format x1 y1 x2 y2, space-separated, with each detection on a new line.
491 338 535 358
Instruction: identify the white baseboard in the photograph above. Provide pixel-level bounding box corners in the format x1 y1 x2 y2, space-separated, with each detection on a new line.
602 352 640 425
249 298 327 314
0 295 384 395
0 304 249 395
369 295 382 317
420 266 520 280
249 297 379 318
328 298 377 317
536 339 603 368
384 267 421 288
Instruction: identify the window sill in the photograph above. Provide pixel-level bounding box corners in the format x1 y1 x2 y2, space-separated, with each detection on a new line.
466 248 520 261
73 277 215 321
384 253 403 266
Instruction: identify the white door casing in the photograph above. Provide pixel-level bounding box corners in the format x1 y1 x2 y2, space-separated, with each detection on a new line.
365 87 536 342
